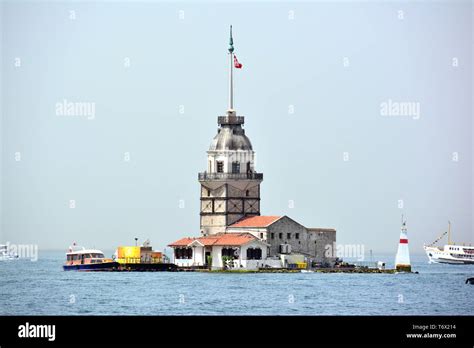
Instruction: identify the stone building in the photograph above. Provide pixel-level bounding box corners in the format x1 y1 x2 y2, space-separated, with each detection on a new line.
226 216 336 263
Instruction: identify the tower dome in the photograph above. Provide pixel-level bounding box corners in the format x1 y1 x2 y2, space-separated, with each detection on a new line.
209 117 253 151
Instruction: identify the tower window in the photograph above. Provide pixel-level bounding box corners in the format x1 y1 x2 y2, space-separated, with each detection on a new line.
295 233 299 239
246 190 250 197
287 233 291 239
278 233 282 239
232 162 240 174
271 233 274 239
217 161 224 173
207 189 210 197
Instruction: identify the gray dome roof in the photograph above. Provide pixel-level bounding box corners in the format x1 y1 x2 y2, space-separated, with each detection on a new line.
209 126 253 151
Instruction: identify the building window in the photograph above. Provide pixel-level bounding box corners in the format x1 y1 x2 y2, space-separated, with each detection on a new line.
175 248 192 259
222 248 238 259
287 233 291 239
207 189 210 197
295 233 299 239
279 233 282 239
260 233 264 239
246 247 262 260
271 233 274 239
246 190 250 197
217 161 224 173
232 162 240 174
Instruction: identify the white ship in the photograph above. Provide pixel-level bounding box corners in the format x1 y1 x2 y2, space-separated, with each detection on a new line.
423 222 474 264
0 244 19 261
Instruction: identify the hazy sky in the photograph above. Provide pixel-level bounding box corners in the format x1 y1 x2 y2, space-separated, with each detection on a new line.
1 0 472 255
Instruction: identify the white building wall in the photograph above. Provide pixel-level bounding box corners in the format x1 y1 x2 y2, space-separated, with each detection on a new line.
211 246 223 269
226 227 268 240
240 241 268 259
207 150 255 174
192 246 205 266
174 246 205 267
173 259 194 267
173 241 275 270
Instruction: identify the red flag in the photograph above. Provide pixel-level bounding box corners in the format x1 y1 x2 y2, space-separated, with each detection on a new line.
234 54 242 69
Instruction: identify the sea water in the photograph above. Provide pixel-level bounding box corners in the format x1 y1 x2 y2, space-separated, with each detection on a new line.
0 252 472 315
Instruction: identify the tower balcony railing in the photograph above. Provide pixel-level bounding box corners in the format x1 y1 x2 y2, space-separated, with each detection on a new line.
198 172 263 181
218 116 244 125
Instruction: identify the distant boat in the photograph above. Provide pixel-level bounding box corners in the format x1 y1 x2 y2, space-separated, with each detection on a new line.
0 244 18 261
423 222 474 265
63 244 119 271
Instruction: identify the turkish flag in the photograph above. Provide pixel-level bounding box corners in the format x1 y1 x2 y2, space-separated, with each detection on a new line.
234 55 243 69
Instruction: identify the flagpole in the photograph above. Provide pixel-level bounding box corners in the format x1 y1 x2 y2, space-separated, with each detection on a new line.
228 25 234 111
229 51 233 111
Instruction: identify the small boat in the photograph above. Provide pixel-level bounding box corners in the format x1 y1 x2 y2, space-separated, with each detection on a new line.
0 244 19 261
63 244 119 271
424 222 474 265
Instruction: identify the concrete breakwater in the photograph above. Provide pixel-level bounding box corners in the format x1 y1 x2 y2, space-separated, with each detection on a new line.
177 267 410 274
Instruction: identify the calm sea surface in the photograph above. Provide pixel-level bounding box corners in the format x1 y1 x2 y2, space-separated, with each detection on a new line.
1 252 473 315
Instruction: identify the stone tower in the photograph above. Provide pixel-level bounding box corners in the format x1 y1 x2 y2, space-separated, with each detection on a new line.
198 26 263 236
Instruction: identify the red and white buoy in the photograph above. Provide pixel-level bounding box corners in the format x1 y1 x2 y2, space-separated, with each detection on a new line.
395 219 411 272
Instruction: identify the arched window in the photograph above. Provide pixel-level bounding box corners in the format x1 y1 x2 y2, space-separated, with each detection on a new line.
246 248 254 260
222 248 237 259
217 161 224 173
246 247 262 260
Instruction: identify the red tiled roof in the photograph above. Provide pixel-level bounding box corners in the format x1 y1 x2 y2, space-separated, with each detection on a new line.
168 237 195 247
229 215 282 228
168 233 260 247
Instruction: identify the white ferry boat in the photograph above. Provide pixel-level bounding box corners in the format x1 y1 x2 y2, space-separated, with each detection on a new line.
423 222 474 264
64 244 119 271
0 244 19 261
